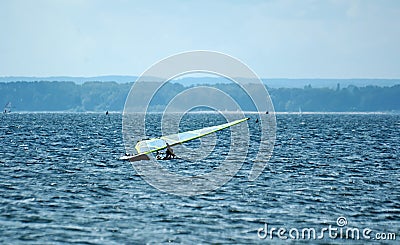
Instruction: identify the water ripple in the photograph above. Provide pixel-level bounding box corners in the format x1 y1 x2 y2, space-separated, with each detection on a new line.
0 113 399 243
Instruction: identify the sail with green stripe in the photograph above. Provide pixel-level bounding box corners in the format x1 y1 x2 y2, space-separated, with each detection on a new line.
120 118 249 162
135 118 249 155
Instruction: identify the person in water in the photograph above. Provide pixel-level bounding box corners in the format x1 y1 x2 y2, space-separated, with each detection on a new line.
164 143 176 160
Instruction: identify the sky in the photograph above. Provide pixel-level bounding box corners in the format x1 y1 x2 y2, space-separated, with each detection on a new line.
1 0 399 78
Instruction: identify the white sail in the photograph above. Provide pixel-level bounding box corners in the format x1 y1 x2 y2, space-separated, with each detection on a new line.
121 118 249 161
3 102 11 113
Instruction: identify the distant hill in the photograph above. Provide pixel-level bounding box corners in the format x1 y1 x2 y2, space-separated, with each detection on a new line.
1 76 399 88
264 78 400 89
0 76 138 84
0 80 399 112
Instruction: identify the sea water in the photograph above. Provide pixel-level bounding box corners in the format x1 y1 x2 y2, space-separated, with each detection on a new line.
0 113 399 244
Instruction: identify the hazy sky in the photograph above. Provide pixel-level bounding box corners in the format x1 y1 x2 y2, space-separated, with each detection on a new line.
1 0 399 78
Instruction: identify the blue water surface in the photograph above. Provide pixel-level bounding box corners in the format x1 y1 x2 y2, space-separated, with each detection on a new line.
0 113 399 244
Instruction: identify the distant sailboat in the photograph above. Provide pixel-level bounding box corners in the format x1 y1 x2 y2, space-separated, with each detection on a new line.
3 102 11 113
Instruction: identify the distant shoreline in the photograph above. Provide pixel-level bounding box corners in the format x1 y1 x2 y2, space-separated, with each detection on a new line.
1 76 400 88
4 111 399 115
2 81 399 112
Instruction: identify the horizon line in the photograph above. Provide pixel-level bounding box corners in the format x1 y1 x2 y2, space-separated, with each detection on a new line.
1 75 400 80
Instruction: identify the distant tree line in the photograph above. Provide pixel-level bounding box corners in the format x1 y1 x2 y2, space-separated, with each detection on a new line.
0 81 399 112
0 81 130 112
269 84 400 112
